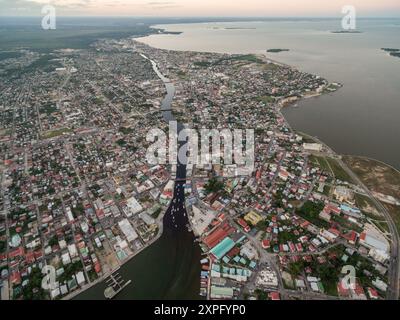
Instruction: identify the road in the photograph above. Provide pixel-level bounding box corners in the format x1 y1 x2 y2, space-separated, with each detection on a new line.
335 156 399 300
303 132 399 300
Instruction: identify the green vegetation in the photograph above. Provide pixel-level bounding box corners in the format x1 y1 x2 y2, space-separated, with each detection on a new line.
256 95 275 104
152 208 162 219
314 263 338 296
297 200 329 228
5 54 64 78
19 267 47 300
194 61 212 67
0 24 157 51
41 128 73 139
204 177 225 194
255 219 270 230
287 260 305 277
48 235 59 247
0 51 23 61
254 289 268 300
57 261 84 284
344 155 400 199
0 240 6 253
309 155 333 175
119 127 135 135
116 139 127 147
381 48 400 58
326 157 354 183
355 193 379 216
267 49 290 53
229 54 263 63
40 103 58 115
278 230 298 243
194 54 263 68
383 204 400 235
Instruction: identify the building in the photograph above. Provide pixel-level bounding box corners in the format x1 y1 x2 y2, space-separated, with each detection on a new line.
210 286 234 299
303 143 323 152
334 186 354 203
118 219 139 242
244 211 263 226
359 232 389 253
210 237 236 260
126 197 143 216
255 268 278 288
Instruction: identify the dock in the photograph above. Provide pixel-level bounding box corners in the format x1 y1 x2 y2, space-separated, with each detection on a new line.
103 270 132 299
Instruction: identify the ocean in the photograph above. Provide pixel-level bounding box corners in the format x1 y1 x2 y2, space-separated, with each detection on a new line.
136 18 400 170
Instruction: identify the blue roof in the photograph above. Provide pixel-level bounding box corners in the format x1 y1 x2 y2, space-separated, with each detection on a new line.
212 264 221 272
340 204 361 213
210 237 236 260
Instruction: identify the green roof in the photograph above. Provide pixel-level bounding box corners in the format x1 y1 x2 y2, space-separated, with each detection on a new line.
210 237 235 260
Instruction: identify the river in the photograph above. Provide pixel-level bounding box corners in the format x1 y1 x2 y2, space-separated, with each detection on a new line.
75 54 202 300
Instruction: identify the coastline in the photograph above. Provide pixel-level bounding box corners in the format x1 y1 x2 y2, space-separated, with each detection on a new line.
71 29 399 300
64 211 166 300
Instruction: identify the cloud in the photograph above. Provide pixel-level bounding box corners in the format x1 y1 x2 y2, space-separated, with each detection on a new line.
146 1 182 10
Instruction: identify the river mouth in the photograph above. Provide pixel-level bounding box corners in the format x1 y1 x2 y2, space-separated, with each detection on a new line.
75 222 202 300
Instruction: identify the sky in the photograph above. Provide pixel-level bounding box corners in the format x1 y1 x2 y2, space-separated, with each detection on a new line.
1 0 400 17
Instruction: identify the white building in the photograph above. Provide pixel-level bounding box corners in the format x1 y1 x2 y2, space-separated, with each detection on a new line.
126 197 143 216
118 219 139 242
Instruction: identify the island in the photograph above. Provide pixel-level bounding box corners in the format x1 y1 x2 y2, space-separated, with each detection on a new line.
331 30 363 34
267 48 290 53
381 48 400 58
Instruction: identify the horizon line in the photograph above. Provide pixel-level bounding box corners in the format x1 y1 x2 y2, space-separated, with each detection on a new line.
2 15 400 19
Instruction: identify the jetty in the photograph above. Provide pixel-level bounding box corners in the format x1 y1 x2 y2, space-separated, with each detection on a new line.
103 269 132 299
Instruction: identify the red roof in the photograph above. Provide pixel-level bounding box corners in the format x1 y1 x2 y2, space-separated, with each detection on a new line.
354 282 365 297
226 246 240 258
328 228 341 237
262 240 271 249
269 292 280 300
342 230 358 243
368 287 379 299
203 222 235 249
337 281 350 296
94 262 101 273
10 271 21 284
34 249 43 259
237 218 251 232
25 251 36 264
9 247 24 259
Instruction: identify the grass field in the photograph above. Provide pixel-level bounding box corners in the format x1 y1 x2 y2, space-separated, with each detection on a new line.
344 155 400 199
326 157 354 183
309 155 333 176
41 128 73 139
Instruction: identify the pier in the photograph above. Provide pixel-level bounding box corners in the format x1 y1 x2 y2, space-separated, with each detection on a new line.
103 269 132 299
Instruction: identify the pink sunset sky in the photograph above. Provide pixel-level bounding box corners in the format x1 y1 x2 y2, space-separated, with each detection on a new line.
2 0 400 16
